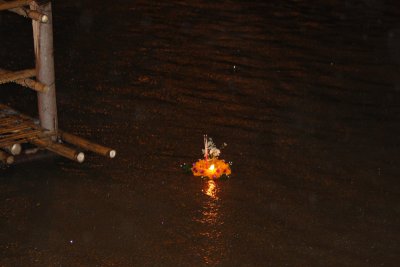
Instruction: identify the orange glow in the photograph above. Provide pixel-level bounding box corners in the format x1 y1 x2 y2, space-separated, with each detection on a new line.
192 159 231 179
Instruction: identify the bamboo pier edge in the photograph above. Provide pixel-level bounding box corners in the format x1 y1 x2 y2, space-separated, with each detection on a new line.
0 103 117 165
59 131 117 159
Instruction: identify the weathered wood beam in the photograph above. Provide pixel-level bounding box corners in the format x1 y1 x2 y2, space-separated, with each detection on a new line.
31 138 85 163
0 69 36 85
59 131 116 158
0 0 32 11
0 68 48 92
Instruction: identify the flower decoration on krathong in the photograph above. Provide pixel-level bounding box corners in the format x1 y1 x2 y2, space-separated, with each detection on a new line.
191 135 232 179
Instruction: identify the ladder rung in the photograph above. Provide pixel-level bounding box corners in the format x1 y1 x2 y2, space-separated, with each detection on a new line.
6 6 48 23
15 78 49 92
0 68 48 92
0 68 36 85
0 0 33 11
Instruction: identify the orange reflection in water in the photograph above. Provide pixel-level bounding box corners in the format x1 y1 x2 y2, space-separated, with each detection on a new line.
199 179 224 265
203 180 218 199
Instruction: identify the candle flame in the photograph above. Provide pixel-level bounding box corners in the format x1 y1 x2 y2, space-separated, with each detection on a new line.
208 164 215 171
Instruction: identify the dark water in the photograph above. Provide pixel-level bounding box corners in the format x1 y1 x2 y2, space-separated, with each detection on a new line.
1 1 400 266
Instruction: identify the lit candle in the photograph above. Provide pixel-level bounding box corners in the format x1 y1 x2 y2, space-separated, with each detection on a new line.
207 164 216 179
208 164 215 172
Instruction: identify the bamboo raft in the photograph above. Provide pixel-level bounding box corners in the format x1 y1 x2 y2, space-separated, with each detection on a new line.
1 0 116 165
0 104 116 164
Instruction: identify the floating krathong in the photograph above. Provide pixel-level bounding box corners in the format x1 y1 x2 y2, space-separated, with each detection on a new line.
191 135 231 179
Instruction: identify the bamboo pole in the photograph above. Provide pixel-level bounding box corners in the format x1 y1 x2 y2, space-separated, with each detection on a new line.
59 131 116 158
31 1 58 134
2 143 22 155
0 0 32 11
0 69 36 85
0 129 41 144
14 78 49 92
31 138 85 163
0 69 48 92
0 150 14 165
25 9 48 22
0 124 30 134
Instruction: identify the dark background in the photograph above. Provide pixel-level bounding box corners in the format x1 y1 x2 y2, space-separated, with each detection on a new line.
1 1 400 266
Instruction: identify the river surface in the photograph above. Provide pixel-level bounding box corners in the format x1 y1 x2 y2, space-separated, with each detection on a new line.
1 1 400 266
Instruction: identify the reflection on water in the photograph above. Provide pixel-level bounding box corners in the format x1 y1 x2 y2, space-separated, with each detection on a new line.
203 180 218 200
198 180 225 265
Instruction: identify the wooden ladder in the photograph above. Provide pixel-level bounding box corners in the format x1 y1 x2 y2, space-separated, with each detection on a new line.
0 0 116 164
